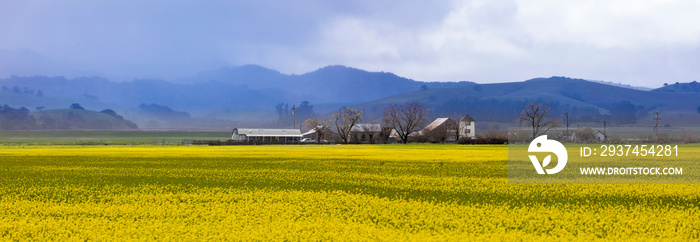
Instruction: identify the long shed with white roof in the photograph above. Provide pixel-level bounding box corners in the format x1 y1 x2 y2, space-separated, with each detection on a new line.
231 128 302 143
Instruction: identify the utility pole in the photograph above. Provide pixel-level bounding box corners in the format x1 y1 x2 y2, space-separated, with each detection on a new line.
292 105 296 129
603 121 607 142
564 112 569 141
653 112 660 139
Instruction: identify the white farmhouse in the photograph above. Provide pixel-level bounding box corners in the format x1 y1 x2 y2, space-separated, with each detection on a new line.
459 115 476 139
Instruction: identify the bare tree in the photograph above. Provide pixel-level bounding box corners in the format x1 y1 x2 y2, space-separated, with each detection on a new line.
304 117 329 143
519 102 558 139
575 127 596 143
380 125 393 144
681 130 698 143
332 107 363 144
383 101 429 144
448 113 463 141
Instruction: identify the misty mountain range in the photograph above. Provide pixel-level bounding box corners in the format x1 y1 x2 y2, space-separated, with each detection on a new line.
355 76 700 128
1 64 699 130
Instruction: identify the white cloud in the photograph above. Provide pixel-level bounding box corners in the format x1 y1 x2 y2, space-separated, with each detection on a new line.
516 0 700 49
2 0 700 86
302 0 700 86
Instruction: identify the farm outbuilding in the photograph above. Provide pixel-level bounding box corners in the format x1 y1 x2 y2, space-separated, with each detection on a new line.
350 123 383 144
459 115 476 139
594 130 608 142
231 128 302 143
418 118 458 142
411 115 476 142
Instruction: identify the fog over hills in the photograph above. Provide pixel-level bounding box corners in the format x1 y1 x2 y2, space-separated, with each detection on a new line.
1 65 698 130
1 65 468 108
0 65 468 129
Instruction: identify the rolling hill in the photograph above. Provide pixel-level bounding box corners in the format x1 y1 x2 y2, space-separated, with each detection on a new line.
0 65 469 111
353 77 700 127
0 105 138 130
33 109 138 130
191 64 474 104
653 81 700 92
2 66 699 129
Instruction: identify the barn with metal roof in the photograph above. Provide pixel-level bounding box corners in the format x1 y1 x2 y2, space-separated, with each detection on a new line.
231 128 302 143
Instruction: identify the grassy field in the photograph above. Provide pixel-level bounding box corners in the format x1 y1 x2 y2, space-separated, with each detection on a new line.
0 131 231 145
0 144 698 240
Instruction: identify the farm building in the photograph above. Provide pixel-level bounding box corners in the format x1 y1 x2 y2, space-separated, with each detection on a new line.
560 128 608 143
302 124 384 144
459 115 476 139
388 129 400 143
301 129 320 140
412 115 476 142
231 128 302 143
594 130 607 142
302 126 341 141
350 123 383 144
418 118 458 142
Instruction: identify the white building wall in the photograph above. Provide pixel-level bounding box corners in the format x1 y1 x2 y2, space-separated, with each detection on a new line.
459 121 476 139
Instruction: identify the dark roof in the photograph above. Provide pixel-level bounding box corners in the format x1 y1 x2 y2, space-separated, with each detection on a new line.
460 114 475 122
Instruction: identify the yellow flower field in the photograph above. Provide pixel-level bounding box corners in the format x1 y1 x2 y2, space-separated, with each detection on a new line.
0 144 697 240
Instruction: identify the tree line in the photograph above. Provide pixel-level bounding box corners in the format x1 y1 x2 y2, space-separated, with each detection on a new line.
270 101 316 128
0 104 137 130
1 85 44 97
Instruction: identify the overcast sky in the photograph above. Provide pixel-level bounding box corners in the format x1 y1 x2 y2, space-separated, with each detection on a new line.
2 0 700 87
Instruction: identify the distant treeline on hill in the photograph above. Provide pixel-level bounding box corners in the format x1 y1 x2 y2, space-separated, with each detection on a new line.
1 85 44 97
434 98 644 125
0 104 138 130
655 81 700 92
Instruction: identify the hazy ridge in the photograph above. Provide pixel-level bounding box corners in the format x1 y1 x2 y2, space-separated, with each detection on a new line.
1 66 698 130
